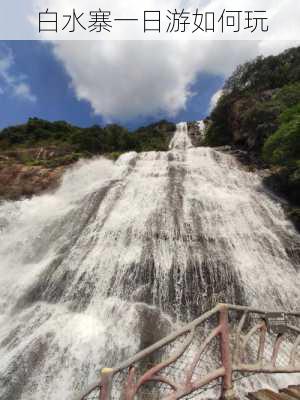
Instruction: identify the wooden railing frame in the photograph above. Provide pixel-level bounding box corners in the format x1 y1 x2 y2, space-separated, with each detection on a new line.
74 304 300 400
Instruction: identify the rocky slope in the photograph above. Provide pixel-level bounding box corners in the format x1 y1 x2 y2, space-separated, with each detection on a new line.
0 119 175 201
0 147 74 200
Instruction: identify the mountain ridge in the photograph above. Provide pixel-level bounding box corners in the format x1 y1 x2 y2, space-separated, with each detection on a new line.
0 119 175 200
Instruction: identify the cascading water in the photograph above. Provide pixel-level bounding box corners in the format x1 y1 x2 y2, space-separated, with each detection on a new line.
0 122 299 399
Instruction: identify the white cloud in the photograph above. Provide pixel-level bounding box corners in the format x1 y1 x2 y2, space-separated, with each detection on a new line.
13 82 37 103
209 89 223 112
51 39 299 121
52 40 202 120
29 0 300 121
0 46 37 102
258 40 300 57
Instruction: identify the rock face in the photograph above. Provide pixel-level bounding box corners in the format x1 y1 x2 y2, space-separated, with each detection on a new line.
187 120 209 147
227 90 278 151
0 164 65 200
0 146 78 201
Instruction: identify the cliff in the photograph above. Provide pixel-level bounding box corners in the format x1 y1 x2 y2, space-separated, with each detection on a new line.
205 46 300 231
0 146 75 200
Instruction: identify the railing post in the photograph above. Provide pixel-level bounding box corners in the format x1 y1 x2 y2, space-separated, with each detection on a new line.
123 366 137 400
219 305 237 400
99 368 114 400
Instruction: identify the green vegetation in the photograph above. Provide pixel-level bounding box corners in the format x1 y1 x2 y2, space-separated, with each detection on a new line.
263 104 300 167
206 48 300 148
263 104 300 205
0 118 175 159
0 118 175 200
205 46 300 228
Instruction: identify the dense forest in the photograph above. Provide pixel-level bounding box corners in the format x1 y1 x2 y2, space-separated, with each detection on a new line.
205 46 300 229
0 119 175 166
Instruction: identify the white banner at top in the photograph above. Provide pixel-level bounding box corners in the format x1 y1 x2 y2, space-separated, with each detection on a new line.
1 0 300 40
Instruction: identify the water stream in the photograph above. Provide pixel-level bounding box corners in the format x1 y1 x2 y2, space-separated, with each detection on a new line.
0 122 299 399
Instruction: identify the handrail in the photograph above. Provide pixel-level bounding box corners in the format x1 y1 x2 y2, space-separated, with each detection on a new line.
73 304 221 400
225 304 300 317
73 303 300 400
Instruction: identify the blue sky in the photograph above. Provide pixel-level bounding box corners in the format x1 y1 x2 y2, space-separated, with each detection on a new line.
0 41 224 131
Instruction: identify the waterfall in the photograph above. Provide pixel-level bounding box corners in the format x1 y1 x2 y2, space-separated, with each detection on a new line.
0 123 299 399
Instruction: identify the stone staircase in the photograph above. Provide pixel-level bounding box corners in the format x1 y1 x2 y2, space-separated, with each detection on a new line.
248 385 300 400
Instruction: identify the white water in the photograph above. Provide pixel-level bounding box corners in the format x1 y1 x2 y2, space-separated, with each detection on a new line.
197 120 206 143
0 122 299 399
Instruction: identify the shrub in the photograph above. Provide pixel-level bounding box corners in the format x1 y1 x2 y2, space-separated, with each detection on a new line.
263 104 300 167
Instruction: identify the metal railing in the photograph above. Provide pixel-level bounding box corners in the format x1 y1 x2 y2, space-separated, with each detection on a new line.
74 303 300 400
